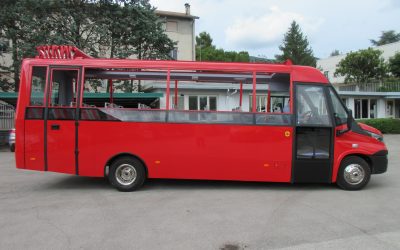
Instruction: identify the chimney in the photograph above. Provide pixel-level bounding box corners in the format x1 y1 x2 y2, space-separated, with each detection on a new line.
184 3 190 15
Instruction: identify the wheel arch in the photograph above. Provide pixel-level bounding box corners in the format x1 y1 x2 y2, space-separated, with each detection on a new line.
333 153 373 182
104 153 148 178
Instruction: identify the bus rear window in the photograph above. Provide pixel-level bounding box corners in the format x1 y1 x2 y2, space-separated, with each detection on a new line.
30 67 47 106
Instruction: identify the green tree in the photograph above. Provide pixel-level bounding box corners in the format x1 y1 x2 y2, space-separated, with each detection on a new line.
275 21 316 66
0 0 175 92
389 52 400 77
45 0 103 56
97 0 174 60
195 31 249 62
196 31 214 48
0 0 52 91
370 30 400 46
334 48 387 83
330 49 340 57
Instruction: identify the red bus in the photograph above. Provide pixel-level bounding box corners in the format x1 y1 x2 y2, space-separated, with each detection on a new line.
15 45 388 191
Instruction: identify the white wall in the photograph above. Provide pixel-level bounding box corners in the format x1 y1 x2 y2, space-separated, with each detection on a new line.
163 17 195 61
155 89 266 112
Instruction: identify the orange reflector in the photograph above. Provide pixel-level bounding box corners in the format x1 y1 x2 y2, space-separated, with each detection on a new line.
263 163 270 167
155 160 161 164
30 157 36 161
284 131 291 137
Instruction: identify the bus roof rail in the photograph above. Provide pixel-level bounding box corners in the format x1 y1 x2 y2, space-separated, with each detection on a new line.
36 45 92 59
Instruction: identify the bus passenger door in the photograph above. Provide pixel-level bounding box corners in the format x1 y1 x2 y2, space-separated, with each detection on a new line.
46 68 81 175
293 84 334 183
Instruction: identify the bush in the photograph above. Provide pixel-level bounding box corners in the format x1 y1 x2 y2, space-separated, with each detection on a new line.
357 118 400 134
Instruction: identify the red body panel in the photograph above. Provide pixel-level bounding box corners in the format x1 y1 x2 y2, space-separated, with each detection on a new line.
47 120 76 174
15 63 31 170
78 122 293 182
23 120 45 171
332 124 387 182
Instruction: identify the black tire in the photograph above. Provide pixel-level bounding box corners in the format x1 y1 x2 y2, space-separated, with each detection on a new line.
108 156 146 192
10 144 15 152
337 156 371 191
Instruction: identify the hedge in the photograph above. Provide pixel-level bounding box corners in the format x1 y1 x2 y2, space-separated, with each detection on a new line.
357 118 400 134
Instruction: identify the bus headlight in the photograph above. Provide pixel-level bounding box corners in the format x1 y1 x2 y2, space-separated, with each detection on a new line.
365 131 383 142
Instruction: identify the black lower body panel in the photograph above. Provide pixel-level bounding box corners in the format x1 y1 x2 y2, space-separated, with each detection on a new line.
370 150 388 174
293 159 331 183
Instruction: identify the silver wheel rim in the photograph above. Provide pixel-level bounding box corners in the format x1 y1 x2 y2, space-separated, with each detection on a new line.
344 164 365 185
115 164 137 186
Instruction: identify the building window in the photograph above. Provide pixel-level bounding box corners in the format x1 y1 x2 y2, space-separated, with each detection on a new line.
166 21 178 32
170 95 184 109
354 98 377 119
188 96 217 111
0 39 9 53
387 100 394 117
249 95 289 113
324 71 329 80
370 99 377 118
169 47 178 60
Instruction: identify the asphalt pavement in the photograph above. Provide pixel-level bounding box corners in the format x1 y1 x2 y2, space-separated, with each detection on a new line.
0 136 399 250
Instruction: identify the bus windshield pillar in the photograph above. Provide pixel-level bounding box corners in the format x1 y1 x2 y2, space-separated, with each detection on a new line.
166 70 171 110
252 72 256 112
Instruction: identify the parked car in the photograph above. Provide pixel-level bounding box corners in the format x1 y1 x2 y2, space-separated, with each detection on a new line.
9 128 15 152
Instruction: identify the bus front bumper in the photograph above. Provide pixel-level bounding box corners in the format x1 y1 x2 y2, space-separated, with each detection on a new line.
370 150 388 174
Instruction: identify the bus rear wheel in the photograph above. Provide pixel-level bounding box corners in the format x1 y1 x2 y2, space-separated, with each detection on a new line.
108 157 146 192
337 156 371 191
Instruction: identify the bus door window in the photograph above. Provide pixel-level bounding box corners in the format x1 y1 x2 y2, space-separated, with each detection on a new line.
49 70 78 107
48 69 79 120
295 85 332 159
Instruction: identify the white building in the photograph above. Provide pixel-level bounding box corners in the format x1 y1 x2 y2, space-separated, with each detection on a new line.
147 82 289 113
156 3 198 61
317 41 400 119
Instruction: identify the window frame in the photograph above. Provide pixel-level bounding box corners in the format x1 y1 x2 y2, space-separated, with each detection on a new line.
188 95 218 111
327 86 348 126
47 68 80 108
29 66 49 107
294 83 333 128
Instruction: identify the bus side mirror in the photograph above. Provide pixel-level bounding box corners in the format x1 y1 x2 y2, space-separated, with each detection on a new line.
337 109 353 136
347 109 353 130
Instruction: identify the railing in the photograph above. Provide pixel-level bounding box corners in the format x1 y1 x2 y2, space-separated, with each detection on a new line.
0 101 15 130
338 81 400 92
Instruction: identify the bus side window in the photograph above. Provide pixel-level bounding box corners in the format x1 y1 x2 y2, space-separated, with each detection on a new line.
30 67 47 106
49 70 78 107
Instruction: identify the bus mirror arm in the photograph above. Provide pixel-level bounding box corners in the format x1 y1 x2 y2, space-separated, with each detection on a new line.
336 109 353 136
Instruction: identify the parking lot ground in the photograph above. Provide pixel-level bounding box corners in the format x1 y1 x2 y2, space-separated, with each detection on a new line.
0 136 400 250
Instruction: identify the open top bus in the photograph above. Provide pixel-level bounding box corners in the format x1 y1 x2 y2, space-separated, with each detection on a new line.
15 45 388 191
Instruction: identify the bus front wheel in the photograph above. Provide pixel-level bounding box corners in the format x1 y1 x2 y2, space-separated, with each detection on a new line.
108 157 146 192
337 156 371 191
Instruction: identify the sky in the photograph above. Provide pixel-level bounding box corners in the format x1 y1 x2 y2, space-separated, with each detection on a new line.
150 0 400 59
